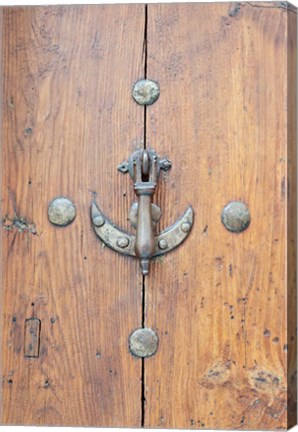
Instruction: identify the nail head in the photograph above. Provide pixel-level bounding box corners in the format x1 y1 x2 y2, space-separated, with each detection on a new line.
132 79 160 106
117 236 129 248
93 215 105 227
129 328 159 358
181 222 191 233
158 238 168 250
221 201 251 233
48 197 76 227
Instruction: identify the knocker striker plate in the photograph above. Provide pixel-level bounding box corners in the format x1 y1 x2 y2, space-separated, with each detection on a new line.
91 149 194 275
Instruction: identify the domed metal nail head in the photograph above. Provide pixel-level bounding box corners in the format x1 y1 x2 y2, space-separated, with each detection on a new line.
132 79 160 106
48 197 76 227
129 328 159 358
221 201 250 233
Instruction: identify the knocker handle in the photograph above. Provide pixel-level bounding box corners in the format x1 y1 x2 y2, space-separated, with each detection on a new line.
135 189 155 275
91 148 194 275
133 150 157 274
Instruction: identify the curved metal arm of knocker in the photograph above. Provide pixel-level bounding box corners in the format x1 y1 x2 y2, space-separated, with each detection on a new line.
91 149 194 275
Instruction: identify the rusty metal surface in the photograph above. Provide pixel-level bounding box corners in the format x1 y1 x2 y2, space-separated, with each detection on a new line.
221 201 251 233
91 149 193 275
132 150 159 274
129 328 159 358
129 201 161 229
48 197 76 226
118 148 171 179
132 79 160 106
91 202 136 256
92 201 194 259
154 206 194 256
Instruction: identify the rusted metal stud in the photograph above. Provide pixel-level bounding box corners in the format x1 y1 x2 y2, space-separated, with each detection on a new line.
132 79 160 106
48 197 76 227
117 237 129 248
129 328 159 358
221 201 251 233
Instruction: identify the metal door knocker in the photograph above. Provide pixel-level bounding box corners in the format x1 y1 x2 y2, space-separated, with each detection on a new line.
91 149 193 275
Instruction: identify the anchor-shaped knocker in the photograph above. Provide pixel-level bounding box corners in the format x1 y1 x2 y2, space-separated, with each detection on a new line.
91 149 193 275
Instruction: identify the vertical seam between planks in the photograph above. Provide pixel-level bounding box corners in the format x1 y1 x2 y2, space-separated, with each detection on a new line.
286 7 297 428
141 3 148 428
143 3 148 150
0 6 3 425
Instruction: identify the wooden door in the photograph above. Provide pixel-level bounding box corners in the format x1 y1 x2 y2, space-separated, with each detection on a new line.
0 3 297 430
0 5 144 427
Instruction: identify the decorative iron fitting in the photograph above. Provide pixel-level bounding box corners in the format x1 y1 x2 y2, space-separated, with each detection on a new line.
91 149 194 275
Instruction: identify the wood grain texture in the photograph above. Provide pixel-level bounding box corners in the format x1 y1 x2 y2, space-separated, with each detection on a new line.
0 3 296 429
24 318 41 358
0 6 3 426
1 5 145 426
145 2 297 430
287 4 297 427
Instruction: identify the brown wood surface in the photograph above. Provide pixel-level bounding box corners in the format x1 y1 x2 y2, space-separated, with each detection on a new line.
24 318 41 358
0 6 3 425
1 5 145 426
145 2 297 430
0 3 296 430
287 3 297 427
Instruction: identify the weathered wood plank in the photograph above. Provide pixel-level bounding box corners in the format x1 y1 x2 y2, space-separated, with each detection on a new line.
1 5 144 426
287 4 297 428
0 6 3 426
0 3 296 429
145 2 297 429
24 318 41 358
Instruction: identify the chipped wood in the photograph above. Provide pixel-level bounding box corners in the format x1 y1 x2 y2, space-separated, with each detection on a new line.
24 318 41 358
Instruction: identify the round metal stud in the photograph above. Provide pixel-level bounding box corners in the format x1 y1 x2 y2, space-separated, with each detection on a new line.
132 79 160 106
129 328 159 358
93 215 105 227
221 201 251 233
158 238 168 250
117 237 129 248
181 222 191 233
48 197 76 227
